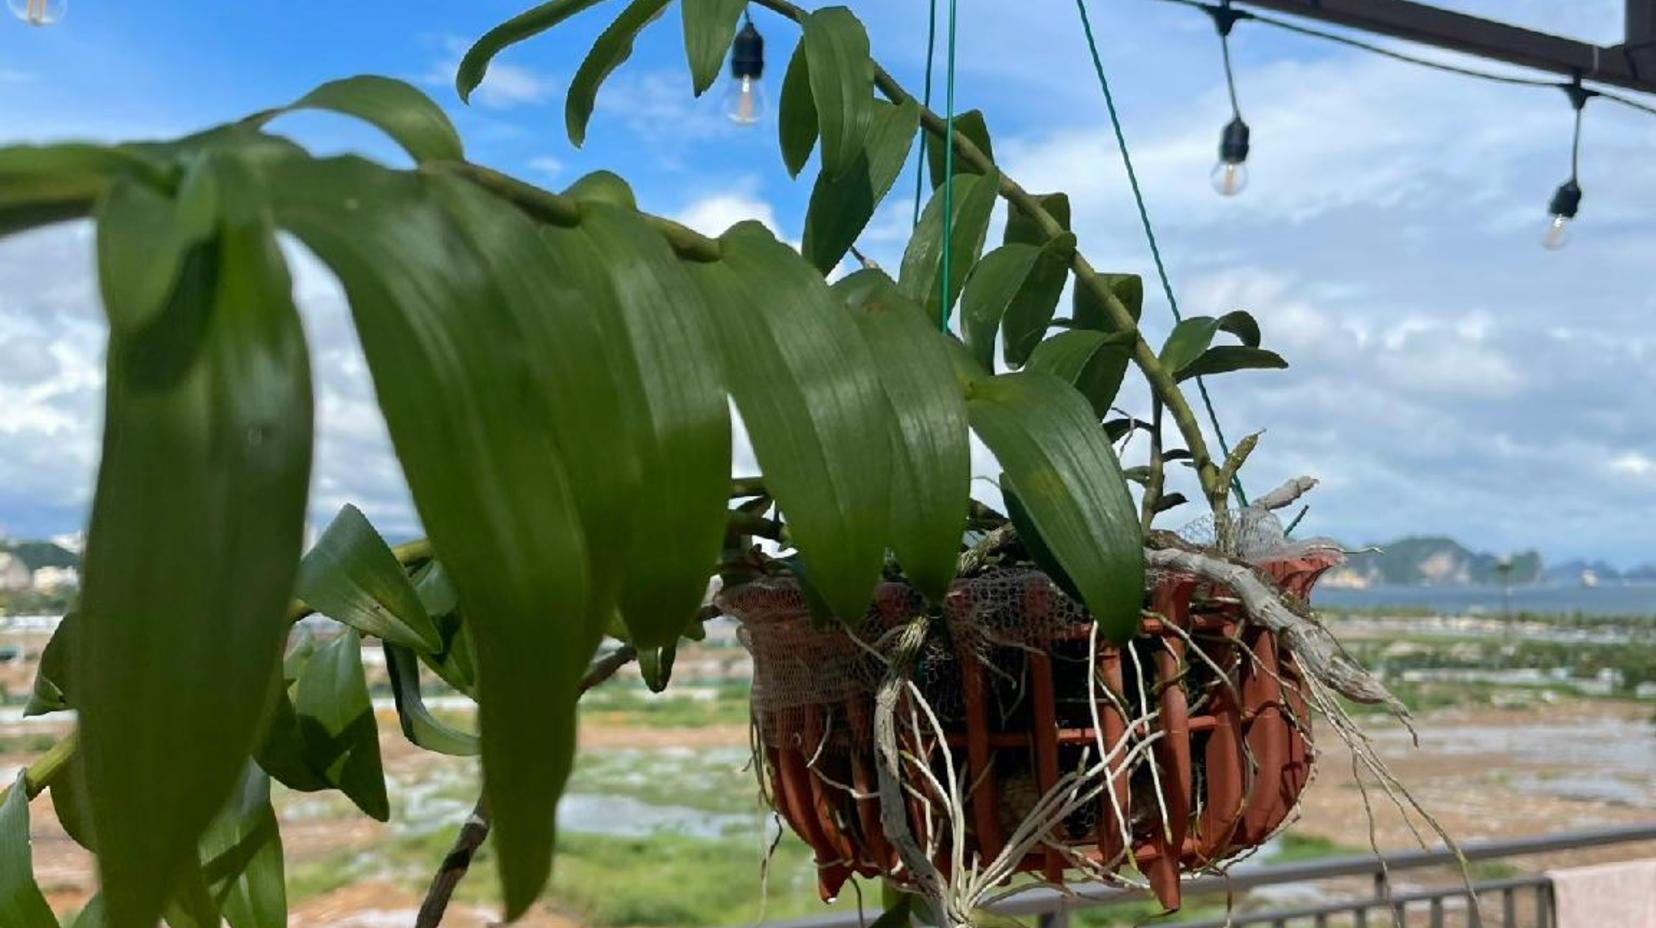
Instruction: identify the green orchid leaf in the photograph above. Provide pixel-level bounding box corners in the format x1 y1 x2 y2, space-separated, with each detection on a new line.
959 233 1075 370
1176 345 1288 381
550 203 731 651
801 98 919 274
563 169 637 209
95 164 217 335
273 156 594 918
383 642 480 757
966 372 1143 642
457 0 607 104
1004 191 1070 246
567 0 671 147
293 504 442 652
1161 310 1264 376
199 765 285 928
682 0 749 96
75 153 311 928
800 6 875 179
0 143 169 240
274 76 463 164
293 629 389 821
925 109 993 188
777 41 817 176
1024 329 1135 419
899 168 1001 326
0 772 58 928
24 612 72 717
1074 272 1143 332
839 270 970 600
638 642 677 693
686 222 892 622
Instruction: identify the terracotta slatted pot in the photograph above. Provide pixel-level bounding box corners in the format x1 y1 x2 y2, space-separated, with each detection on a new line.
724 551 1340 911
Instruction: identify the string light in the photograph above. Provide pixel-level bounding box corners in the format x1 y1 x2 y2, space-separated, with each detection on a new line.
7 0 65 26
1160 0 1656 243
1543 81 1592 251
1206 2 1250 197
722 13 767 126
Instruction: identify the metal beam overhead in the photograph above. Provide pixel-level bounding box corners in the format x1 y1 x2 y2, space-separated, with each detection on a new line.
1231 0 1656 95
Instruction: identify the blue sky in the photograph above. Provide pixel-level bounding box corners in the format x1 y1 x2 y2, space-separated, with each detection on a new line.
1 1 1653 566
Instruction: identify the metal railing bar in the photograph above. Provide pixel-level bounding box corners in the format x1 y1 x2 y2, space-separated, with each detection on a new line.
744 822 1654 928
1161 876 1552 928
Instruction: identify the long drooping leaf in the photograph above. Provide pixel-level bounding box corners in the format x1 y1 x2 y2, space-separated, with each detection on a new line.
412 563 479 697
553 203 732 650
682 0 748 96
801 98 919 274
567 0 670 147
800 7 874 179
1074 272 1142 333
292 629 388 820
838 270 970 600
0 143 168 240
686 222 892 621
898 169 1001 326
457 0 608 104
273 157 591 917
1176 345 1288 381
75 153 312 928
383 643 481 756
925 109 993 188
1024 329 1134 419
777 42 817 176
95 167 217 335
293 504 441 652
966 372 1143 642
270 76 464 165
199 765 285 928
0 772 58 928
1004 191 1069 246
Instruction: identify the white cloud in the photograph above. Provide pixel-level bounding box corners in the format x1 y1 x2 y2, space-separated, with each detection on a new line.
674 189 779 237
422 39 557 110
526 155 564 182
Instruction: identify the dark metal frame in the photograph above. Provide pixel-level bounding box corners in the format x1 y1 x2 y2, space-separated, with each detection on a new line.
744 822 1656 928
1227 0 1656 95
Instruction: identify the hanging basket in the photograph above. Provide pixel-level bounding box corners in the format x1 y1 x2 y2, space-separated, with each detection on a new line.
722 550 1342 912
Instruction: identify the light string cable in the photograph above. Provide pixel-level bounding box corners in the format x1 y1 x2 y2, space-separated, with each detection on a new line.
1073 0 1251 505
938 0 959 332
911 0 940 228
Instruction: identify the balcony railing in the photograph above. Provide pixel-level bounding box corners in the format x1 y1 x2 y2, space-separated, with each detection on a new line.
743 821 1656 928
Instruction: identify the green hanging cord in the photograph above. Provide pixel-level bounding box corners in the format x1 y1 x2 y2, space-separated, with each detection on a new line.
910 0 939 229
938 0 959 332
1072 0 1248 506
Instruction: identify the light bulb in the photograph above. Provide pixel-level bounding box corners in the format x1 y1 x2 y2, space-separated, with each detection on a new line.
1542 214 1570 250
722 20 766 127
722 75 768 125
1542 179 1581 251
1211 116 1250 198
1210 159 1248 197
7 0 65 25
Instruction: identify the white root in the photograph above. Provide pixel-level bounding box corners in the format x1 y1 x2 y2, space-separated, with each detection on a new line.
1143 544 1408 716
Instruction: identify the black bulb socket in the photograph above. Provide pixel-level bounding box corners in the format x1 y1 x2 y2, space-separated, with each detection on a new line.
1549 179 1582 219
1219 117 1250 164
730 21 764 80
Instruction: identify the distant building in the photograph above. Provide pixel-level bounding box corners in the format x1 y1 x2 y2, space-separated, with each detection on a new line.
0 553 32 592
32 565 78 591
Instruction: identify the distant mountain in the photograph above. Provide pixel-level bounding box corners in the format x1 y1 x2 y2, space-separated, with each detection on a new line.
0 540 79 571
1544 559 1623 584
1327 535 1542 587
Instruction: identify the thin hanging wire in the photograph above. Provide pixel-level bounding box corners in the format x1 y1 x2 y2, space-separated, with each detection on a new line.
1073 0 1249 505
910 0 939 229
1217 11 1243 118
1569 100 1585 181
938 0 960 332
